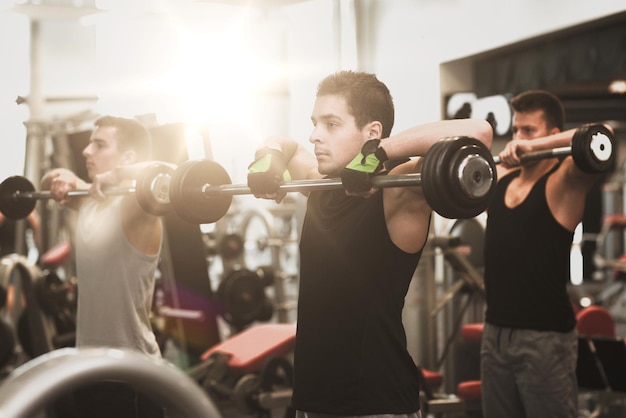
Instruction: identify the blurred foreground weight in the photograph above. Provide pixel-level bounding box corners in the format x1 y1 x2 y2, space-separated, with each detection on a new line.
169 136 497 223
492 123 615 173
0 162 174 220
217 267 274 328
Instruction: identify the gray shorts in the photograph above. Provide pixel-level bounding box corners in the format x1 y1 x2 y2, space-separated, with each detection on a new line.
480 323 578 418
296 412 421 418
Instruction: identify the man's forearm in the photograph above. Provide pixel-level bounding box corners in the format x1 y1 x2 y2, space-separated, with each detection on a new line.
380 118 493 160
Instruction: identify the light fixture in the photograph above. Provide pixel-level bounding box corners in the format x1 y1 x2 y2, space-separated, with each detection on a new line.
608 79 626 94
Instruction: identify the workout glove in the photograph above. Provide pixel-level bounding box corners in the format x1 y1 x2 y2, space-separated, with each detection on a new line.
247 148 291 196
340 139 388 193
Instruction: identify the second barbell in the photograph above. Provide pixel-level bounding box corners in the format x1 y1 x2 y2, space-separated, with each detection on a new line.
492 123 614 173
0 162 174 220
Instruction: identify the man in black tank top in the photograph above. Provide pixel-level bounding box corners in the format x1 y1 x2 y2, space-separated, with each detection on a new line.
247 71 493 417
482 90 611 418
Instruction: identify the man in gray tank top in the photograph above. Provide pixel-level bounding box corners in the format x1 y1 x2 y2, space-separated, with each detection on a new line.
41 116 170 418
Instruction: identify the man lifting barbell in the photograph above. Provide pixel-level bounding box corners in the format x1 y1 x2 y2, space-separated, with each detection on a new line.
245 70 494 418
481 90 615 418
40 115 170 418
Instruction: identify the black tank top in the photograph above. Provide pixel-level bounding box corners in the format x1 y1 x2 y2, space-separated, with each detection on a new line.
293 187 423 414
484 164 576 332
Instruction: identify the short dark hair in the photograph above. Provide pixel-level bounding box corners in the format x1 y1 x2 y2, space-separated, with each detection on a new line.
94 116 152 160
510 90 565 131
316 71 395 138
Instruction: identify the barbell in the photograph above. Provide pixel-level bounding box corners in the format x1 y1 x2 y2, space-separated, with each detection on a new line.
0 162 174 220
169 136 497 223
492 123 615 173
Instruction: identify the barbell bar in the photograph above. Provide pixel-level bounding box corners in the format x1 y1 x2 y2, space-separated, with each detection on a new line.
169 136 497 223
22 185 135 200
492 123 614 173
206 174 424 195
0 162 174 220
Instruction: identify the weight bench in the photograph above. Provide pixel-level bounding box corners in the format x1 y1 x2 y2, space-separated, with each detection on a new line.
188 323 297 417
455 323 483 414
191 323 448 417
40 241 72 270
419 323 483 417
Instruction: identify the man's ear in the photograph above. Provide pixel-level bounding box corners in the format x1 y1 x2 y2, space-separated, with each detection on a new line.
120 149 137 165
549 126 561 136
367 121 383 140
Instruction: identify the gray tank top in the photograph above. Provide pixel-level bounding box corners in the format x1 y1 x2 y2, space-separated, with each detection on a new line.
75 196 161 358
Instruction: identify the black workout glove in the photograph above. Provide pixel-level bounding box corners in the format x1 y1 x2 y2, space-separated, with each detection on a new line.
247 148 291 196
340 139 388 193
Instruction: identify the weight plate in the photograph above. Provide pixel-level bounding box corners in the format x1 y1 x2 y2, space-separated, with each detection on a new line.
420 139 449 217
422 137 496 219
232 374 261 415
169 160 233 224
259 356 294 392
449 217 485 270
447 138 497 217
0 176 37 220
135 163 175 216
572 124 615 173
433 138 472 218
217 268 266 327
218 233 245 260
455 152 494 200
257 298 275 322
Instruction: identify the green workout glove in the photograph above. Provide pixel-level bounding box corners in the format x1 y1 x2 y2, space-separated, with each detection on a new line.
247 148 291 196
340 139 388 193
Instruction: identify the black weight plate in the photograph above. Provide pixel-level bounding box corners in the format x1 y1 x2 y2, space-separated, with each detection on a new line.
135 162 175 216
218 268 266 326
449 217 485 270
434 138 473 218
169 160 233 224
218 233 244 260
447 138 496 217
420 139 449 217
259 356 294 391
232 374 261 415
0 176 37 220
572 124 615 173
256 298 275 322
422 137 496 219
